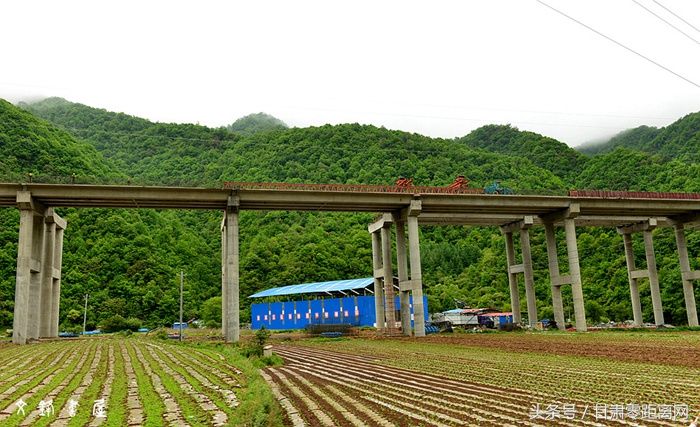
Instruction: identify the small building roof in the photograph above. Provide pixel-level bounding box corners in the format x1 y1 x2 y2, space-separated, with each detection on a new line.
249 277 374 298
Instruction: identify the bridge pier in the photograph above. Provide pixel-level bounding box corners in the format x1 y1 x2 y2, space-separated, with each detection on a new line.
370 229 385 332
380 220 398 333
673 222 699 327
540 205 587 332
406 201 426 337
618 219 665 326
368 200 426 337
501 216 536 328
395 221 411 336
222 196 240 343
543 223 566 330
13 192 66 344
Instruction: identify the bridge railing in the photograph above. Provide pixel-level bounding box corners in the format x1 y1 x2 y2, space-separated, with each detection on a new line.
223 181 486 194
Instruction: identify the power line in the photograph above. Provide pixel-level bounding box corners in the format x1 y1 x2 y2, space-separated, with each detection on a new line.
632 0 700 45
652 0 700 34
536 0 700 89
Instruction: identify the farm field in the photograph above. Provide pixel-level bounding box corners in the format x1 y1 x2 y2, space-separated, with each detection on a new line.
0 337 284 426
266 331 700 426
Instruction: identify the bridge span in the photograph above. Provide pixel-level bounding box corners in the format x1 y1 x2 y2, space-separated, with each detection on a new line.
1 182 699 343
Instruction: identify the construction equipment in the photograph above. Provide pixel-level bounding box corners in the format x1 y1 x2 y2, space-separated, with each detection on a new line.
484 180 514 195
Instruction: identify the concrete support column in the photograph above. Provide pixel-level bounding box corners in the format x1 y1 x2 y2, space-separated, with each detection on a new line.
220 219 228 338
27 214 46 340
395 221 411 335
370 231 385 332
13 207 35 344
407 203 425 337
503 231 521 325
223 196 240 343
40 221 56 338
621 233 643 327
520 227 537 328
564 218 587 332
674 224 699 327
544 223 565 330
380 226 397 333
643 230 665 326
50 226 65 338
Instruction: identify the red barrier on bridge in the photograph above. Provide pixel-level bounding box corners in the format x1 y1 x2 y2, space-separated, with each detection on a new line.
569 190 700 200
223 181 485 195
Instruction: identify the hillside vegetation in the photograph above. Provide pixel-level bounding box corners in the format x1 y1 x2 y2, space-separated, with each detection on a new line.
1 97 698 331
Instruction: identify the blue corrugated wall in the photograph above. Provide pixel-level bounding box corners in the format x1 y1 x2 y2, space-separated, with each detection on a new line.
251 295 429 330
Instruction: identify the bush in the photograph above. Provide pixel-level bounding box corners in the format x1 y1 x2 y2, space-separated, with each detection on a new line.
242 327 271 358
101 315 142 333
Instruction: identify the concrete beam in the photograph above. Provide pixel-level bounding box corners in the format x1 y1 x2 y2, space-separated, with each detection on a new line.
541 203 580 223
368 213 393 234
500 216 534 234
508 264 525 274
617 218 658 234
630 270 649 280
45 208 67 230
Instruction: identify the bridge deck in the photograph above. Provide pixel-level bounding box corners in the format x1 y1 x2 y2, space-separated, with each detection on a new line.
0 183 697 227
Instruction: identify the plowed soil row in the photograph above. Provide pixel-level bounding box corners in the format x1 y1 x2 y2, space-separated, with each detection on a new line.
413 333 700 368
271 344 689 427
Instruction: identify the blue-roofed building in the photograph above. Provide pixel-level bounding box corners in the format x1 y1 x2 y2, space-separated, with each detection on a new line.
249 277 428 331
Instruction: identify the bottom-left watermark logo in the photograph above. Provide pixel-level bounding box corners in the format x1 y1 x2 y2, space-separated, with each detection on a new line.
13 397 106 418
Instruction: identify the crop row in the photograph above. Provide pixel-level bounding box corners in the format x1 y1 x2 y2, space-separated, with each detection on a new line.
0 339 245 426
270 344 693 426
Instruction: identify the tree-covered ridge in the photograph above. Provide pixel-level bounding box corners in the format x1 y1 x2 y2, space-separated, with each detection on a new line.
0 99 118 180
21 97 240 185
577 112 700 161
575 148 700 192
578 125 660 156
209 123 567 192
455 124 587 181
227 112 288 136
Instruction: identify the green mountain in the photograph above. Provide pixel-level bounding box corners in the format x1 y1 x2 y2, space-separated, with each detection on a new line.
227 112 288 136
22 97 239 185
0 99 117 181
3 97 700 331
577 112 700 161
456 124 587 181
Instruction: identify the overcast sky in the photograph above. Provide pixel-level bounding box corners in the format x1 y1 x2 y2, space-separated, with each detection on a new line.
2 0 699 146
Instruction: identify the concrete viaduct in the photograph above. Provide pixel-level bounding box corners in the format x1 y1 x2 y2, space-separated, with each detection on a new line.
1 182 699 344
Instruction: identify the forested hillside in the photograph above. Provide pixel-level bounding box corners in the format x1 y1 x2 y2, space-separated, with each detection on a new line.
578 112 700 161
2 97 699 331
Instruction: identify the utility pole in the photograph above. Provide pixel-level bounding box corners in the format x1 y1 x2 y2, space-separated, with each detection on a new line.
82 294 88 334
179 271 184 342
